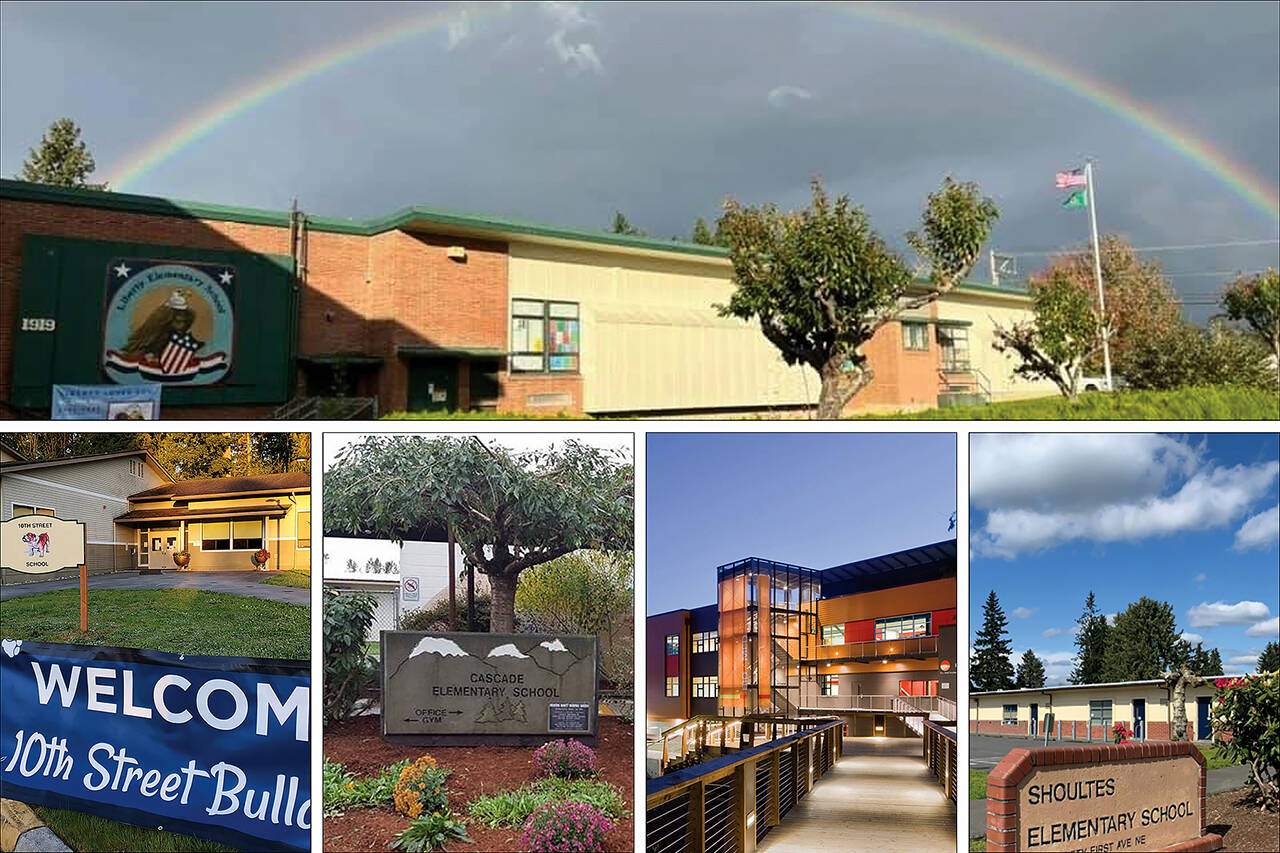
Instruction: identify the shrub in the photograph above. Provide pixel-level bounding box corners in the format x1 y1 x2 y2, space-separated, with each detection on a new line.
1124 323 1276 391
467 777 627 828
323 590 377 722
393 755 449 819
1212 673 1279 811
390 810 472 853
402 592 493 633
323 757 410 816
534 739 598 779
520 800 616 853
1112 722 1133 744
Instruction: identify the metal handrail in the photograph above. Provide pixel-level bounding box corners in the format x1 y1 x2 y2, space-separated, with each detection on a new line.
814 634 939 661
650 715 837 774
922 719 958 802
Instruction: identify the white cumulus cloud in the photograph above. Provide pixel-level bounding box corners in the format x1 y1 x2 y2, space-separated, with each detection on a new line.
1179 632 1204 645
542 1 602 73
972 432 1278 559
1245 616 1280 638
1042 627 1064 638
1011 606 1038 619
1188 600 1272 628
1194 573 1207 583
1234 504 1279 551
767 85 813 108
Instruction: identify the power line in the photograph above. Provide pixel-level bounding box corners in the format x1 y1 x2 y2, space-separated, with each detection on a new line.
998 239 1280 257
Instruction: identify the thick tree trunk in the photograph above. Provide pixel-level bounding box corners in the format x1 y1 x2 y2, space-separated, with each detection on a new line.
816 356 873 419
489 571 518 633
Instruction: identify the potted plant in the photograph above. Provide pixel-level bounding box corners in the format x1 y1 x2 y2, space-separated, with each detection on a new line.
251 548 271 570
172 549 192 569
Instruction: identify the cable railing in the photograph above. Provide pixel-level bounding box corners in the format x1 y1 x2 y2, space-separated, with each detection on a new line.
813 634 939 662
649 715 834 775
646 718 845 853
923 719 958 803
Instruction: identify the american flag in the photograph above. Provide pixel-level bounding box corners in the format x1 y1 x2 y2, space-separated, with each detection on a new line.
1056 168 1087 188
159 330 201 375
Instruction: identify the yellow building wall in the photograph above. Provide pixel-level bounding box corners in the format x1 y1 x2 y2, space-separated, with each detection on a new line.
971 683 1218 729
508 243 818 414
935 292 1058 402
138 493 311 572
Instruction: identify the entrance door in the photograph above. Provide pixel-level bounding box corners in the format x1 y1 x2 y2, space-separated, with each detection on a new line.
407 360 457 412
1030 703 1038 736
1132 699 1145 740
138 532 149 568
1196 697 1211 740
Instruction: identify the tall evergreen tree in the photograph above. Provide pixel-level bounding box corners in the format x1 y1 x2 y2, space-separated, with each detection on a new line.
610 212 644 236
1015 649 1047 689
1103 597 1182 681
1258 641 1280 673
971 590 1016 691
1070 591 1111 684
19 118 106 188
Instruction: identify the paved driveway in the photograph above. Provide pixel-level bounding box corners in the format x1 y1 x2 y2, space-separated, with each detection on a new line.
0 570 310 607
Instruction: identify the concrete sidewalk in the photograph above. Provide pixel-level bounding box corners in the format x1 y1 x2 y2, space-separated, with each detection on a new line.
0 570 309 607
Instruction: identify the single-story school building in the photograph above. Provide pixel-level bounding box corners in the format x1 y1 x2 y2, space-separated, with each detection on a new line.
1 444 310 583
0 178 1054 418
970 679 1224 742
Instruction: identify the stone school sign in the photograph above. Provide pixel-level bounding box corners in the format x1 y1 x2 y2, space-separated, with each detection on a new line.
381 631 598 746
986 741 1221 853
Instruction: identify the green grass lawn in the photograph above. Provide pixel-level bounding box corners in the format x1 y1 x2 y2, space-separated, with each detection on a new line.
260 568 311 588
4 588 309 851
0 588 309 658
859 385 1279 420
970 769 987 800
1198 743 1241 769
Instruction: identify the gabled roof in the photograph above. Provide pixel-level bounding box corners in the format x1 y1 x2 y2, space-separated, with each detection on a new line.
0 449 172 480
0 439 27 461
129 470 310 500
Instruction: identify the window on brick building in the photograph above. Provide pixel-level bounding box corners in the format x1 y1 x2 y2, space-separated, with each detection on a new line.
902 321 929 351
1002 704 1018 725
511 299 579 373
1090 700 1112 729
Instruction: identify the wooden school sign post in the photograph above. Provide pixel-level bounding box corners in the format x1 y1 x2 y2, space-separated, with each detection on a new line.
986 741 1222 852
1 515 88 630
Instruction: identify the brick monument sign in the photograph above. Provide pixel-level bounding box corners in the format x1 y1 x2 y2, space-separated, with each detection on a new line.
986 741 1223 852
381 630 599 746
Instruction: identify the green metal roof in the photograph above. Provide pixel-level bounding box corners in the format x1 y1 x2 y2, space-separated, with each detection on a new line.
0 178 1028 297
396 345 508 359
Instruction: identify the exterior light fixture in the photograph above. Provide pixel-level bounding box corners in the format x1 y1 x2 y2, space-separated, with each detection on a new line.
446 245 468 260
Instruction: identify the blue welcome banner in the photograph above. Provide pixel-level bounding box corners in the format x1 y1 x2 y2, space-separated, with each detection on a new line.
51 383 161 419
0 641 310 851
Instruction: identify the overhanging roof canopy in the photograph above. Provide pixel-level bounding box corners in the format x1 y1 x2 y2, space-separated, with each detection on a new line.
115 503 289 524
396 345 508 360
819 539 956 599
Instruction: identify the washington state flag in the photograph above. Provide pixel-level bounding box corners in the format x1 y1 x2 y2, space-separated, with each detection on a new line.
1062 190 1088 209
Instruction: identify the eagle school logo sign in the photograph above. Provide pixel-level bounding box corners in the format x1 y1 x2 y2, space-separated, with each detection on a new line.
102 259 235 385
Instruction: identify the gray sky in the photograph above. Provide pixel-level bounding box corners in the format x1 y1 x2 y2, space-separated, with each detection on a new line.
3 1 1277 320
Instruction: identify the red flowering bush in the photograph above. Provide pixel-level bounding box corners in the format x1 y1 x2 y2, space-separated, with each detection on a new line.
534 739 598 779
1212 672 1278 811
252 548 271 568
519 800 615 853
1112 722 1133 744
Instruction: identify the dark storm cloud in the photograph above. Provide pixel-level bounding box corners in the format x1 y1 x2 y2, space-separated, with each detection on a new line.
2 1 1276 319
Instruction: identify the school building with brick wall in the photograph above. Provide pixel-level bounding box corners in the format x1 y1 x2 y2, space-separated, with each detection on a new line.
971 679 1223 742
1 179 1053 418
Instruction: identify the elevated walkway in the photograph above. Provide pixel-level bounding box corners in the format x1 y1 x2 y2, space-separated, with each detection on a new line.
758 737 956 853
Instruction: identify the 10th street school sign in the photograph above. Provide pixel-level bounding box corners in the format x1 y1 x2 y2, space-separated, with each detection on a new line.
382 631 598 746
1 641 310 852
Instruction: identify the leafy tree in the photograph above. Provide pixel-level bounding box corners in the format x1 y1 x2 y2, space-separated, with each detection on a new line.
993 272 1100 400
691 218 715 245
1258 641 1280 674
1070 591 1111 685
516 550 634 691
1103 597 1182 681
1124 321 1276 391
1212 672 1279 810
323 590 376 722
324 436 633 632
610 212 644 236
971 590 1015 691
1030 236 1182 376
717 177 998 418
19 118 106 188
1015 649 1047 689
1222 268 1280 383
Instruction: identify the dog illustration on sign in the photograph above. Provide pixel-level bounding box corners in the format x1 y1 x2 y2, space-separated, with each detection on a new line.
21 532 50 557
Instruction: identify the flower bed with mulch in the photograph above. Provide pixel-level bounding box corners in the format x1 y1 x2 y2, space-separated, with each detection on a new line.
1205 788 1280 852
323 715 634 852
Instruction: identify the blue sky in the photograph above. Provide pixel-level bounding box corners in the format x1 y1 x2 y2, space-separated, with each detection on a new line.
646 433 956 615
2 2 1276 324
970 433 1280 684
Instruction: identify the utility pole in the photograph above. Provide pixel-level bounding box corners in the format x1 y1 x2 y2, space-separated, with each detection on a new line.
1084 160 1113 391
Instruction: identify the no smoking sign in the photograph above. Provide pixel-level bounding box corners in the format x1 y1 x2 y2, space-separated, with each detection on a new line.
401 576 420 602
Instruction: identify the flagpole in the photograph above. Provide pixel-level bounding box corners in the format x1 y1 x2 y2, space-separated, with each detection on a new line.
1085 160 1113 391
